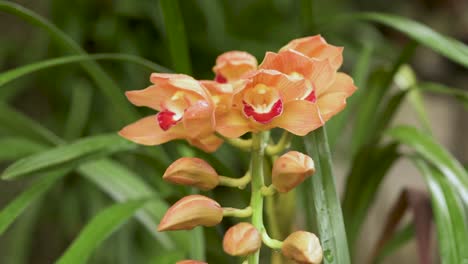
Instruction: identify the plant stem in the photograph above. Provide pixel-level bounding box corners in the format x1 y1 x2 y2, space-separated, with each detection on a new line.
248 132 269 264
222 206 252 218
218 171 251 189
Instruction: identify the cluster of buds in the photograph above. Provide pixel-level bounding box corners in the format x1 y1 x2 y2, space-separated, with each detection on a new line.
119 35 356 263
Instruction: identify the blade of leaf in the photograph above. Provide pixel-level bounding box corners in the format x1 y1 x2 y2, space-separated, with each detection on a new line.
0 54 171 88
411 158 468 263
303 126 351 264
2 134 137 180
355 12 468 68
0 103 62 145
343 142 400 248
77 159 187 251
0 137 46 161
388 126 468 204
64 79 93 140
159 0 192 74
0 105 182 250
418 82 468 110
0 169 68 235
56 199 148 264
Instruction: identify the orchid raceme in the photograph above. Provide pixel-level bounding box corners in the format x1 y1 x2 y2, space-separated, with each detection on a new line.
117 34 356 264
119 73 222 152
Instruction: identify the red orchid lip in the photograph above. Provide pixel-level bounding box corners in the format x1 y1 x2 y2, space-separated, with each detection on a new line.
157 109 182 131
242 99 283 124
304 90 317 103
215 74 228 84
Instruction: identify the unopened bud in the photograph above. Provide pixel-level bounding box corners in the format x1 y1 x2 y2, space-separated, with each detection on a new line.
158 195 223 231
272 151 315 192
163 157 219 190
281 231 323 264
223 222 261 256
176 260 207 264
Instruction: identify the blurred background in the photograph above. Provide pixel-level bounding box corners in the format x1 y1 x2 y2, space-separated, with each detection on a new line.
0 0 467 263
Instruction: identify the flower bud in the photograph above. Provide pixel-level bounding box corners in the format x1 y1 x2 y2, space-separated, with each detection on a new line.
223 222 261 256
158 195 223 231
163 157 219 190
176 260 207 264
272 151 315 193
281 231 323 264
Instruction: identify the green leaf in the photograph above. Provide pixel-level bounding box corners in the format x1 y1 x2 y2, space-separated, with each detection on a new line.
0 54 171 88
388 126 468 204
64 80 93 140
0 1 138 125
0 169 68 235
418 82 468 110
0 103 62 145
159 0 192 74
77 159 186 250
412 158 468 263
56 199 148 264
0 137 46 161
303 126 351 264
356 12 468 68
2 134 136 180
343 143 400 248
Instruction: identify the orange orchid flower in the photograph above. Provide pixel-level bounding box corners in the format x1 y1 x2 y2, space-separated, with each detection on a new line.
215 69 323 137
212 51 258 83
280 35 344 70
259 48 357 123
119 73 222 152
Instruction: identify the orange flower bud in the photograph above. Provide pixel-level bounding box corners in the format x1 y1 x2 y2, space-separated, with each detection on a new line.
272 151 315 192
163 157 219 190
158 195 223 231
176 260 207 264
281 231 323 264
223 222 261 256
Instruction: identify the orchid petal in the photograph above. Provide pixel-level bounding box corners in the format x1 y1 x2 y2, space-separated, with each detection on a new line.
216 110 251 138
272 100 324 136
118 115 185 145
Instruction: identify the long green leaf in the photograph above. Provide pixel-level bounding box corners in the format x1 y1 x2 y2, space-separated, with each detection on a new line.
159 0 192 74
56 199 148 264
0 1 138 125
356 12 468 68
0 137 46 161
0 169 68 235
0 103 62 145
0 54 171 88
2 134 136 180
304 126 350 264
77 159 186 251
412 158 468 263
419 82 468 109
388 126 468 204
343 143 400 248
64 80 93 140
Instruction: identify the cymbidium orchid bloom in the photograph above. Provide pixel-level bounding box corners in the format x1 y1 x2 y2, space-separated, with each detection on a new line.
119 73 222 152
216 69 324 137
212 51 258 83
163 157 219 190
280 35 343 70
223 222 261 256
261 45 357 123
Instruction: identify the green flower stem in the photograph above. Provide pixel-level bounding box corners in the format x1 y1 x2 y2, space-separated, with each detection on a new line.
218 172 251 189
266 131 292 156
215 133 252 151
261 229 283 249
222 206 252 218
248 132 269 264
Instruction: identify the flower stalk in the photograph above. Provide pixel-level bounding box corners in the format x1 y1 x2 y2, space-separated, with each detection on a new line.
219 172 251 189
248 132 269 264
222 207 253 218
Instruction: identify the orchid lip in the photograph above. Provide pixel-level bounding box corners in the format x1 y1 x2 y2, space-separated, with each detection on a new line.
242 99 283 124
215 74 228 83
303 90 317 103
157 109 182 131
